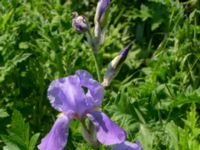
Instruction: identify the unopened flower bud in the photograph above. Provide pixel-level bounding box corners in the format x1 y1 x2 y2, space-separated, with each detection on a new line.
94 0 110 25
102 44 132 87
72 12 89 32
94 0 110 44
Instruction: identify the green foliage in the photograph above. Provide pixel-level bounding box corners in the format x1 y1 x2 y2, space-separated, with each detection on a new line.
0 110 40 150
166 103 200 150
0 0 200 149
0 109 9 118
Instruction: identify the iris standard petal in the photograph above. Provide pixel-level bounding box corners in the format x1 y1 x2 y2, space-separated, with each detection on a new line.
38 114 70 150
47 75 86 116
112 141 143 150
76 70 104 107
87 111 126 145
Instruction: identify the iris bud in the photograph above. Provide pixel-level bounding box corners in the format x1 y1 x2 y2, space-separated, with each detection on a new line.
72 12 89 33
94 0 110 26
94 0 110 44
102 44 132 87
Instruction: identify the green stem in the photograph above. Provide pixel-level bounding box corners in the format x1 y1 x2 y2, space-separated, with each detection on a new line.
86 31 101 82
81 120 100 148
92 52 101 82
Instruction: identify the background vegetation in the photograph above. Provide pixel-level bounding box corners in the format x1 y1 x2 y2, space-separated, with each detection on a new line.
0 0 200 149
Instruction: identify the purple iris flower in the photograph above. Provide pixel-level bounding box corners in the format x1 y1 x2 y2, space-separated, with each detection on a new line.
112 141 143 150
38 70 126 150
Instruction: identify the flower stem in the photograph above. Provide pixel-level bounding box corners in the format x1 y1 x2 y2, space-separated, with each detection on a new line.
86 31 101 82
81 120 100 148
92 52 101 82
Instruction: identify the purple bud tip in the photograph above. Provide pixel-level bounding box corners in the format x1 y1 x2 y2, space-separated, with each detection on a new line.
96 0 110 22
72 14 89 32
119 43 132 60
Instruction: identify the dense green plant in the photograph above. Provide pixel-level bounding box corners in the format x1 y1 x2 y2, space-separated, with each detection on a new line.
0 0 200 149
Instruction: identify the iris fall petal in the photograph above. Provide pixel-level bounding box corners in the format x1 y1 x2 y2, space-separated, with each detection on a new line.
38 114 70 150
112 141 143 150
87 111 126 145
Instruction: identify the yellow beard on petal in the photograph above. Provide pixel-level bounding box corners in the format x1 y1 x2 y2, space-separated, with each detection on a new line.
57 112 64 118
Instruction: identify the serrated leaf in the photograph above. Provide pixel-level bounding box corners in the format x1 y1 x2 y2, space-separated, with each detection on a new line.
1 134 26 150
0 110 31 150
165 121 179 150
10 110 29 143
3 143 21 150
137 124 154 150
0 53 31 82
0 109 9 118
28 133 40 150
0 10 13 29
139 5 151 21
151 21 162 31
1 135 21 150
19 42 29 49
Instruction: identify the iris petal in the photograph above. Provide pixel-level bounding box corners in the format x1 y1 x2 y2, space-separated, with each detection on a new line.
48 70 104 118
47 75 86 116
112 141 143 150
87 111 126 145
38 114 70 150
76 70 104 108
